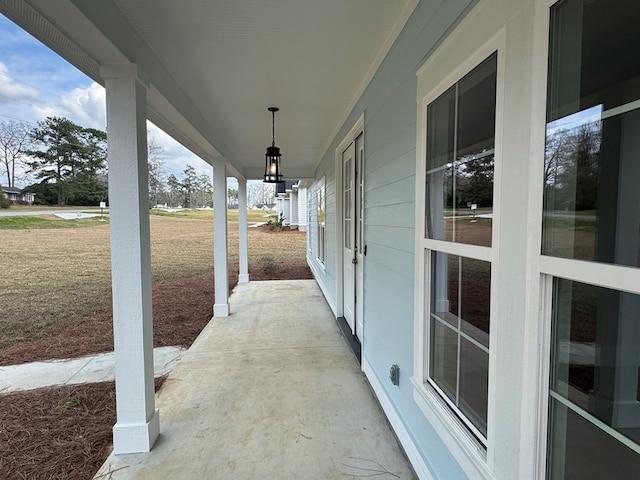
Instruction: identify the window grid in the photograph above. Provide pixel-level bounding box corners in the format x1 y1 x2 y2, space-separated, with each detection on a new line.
316 179 326 265
424 52 497 445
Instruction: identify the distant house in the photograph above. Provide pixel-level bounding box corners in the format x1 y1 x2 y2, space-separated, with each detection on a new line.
2 186 35 205
275 180 308 231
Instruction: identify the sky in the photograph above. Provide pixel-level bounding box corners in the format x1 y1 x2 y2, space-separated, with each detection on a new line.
0 14 218 188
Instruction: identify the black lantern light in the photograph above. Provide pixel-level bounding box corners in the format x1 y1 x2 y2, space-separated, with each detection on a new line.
263 106 284 183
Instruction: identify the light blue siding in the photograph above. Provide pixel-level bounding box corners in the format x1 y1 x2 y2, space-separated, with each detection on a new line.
310 1 477 478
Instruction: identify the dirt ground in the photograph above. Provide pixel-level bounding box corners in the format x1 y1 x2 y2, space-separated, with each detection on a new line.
0 223 312 480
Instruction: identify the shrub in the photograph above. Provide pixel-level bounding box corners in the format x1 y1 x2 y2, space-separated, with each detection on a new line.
266 212 286 230
0 187 11 209
259 255 279 274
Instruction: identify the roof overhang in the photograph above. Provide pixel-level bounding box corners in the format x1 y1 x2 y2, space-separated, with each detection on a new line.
1 0 418 179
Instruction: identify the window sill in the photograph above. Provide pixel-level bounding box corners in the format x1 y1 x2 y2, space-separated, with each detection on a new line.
411 377 494 480
315 258 327 273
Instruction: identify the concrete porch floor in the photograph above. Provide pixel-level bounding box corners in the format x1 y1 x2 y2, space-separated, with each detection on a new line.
95 279 416 479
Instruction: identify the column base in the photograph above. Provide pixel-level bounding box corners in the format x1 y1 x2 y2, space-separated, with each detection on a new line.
113 409 160 454
238 273 250 284
214 303 230 317
589 392 640 428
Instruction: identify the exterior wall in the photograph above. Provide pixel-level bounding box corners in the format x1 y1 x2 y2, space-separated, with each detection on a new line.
297 188 308 232
306 182 317 263
283 198 290 226
309 172 338 314
312 0 640 478
412 1 542 478
310 0 478 478
289 190 299 228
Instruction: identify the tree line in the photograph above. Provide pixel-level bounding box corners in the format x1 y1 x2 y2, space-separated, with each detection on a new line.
0 117 216 207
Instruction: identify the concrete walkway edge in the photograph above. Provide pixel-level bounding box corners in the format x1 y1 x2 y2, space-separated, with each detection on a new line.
0 346 185 394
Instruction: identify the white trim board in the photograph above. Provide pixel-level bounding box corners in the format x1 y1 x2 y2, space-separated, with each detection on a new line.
362 356 434 480
308 260 338 317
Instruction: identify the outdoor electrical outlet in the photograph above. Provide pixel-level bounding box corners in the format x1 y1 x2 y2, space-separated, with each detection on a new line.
389 364 400 386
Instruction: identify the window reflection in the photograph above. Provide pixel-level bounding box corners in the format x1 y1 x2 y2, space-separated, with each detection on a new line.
425 53 496 247
549 279 640 478
548 399 640 480
545 1 640 476
430 252 491 437
542 0 640 267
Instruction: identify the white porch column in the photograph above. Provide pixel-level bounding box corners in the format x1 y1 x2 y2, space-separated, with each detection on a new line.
213 158 229 316
238 177 249 284
101 63 159 454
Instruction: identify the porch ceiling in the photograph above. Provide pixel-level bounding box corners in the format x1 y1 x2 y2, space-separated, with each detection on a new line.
2 0 417 179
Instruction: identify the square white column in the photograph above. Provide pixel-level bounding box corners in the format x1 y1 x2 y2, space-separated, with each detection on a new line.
238 177 249 284
213 158 229 316
101 63 159 454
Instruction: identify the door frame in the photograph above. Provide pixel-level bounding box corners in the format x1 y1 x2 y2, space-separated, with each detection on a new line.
335 114 365 343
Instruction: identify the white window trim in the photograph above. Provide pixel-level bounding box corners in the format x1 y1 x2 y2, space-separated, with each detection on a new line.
413 28 506 480
316 176 326 271
530 0 640 476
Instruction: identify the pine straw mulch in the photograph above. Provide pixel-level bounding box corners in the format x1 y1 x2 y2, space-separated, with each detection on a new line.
0 378 165 480
0 259 313 480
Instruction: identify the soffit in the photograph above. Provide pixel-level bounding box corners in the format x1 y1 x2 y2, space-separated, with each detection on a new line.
3 0 417 178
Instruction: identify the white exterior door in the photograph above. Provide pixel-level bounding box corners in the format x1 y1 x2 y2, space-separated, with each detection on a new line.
355 134 364 339
342 134 364 340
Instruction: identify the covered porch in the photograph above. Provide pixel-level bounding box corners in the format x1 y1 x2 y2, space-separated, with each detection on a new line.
0 0 420 456
95 279 415 479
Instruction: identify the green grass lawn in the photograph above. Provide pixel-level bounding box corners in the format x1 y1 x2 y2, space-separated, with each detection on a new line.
0 216 109 229
0 208 273 229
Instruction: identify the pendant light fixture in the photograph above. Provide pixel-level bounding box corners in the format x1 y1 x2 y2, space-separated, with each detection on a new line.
263 106 284 183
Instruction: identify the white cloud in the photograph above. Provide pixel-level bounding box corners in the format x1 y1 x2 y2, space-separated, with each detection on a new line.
29 82 213 181
33 82 106 129
0 61 39 104
147 123 212 178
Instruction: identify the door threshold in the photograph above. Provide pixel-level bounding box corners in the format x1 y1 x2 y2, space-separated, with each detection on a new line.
336 317 361 363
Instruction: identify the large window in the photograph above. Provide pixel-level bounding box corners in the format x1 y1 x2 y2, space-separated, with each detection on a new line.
317 177 326 265
544 1 640 478
542 0 640 267
425 53 497 442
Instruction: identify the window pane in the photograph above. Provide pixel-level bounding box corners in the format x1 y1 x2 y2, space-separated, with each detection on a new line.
430 251 490 439
427 86 455 172
431 251 459 327
459 337 488 437
543 0 640 267
457 56 497 158
460 257 491 348
425 53 496 247
426 86 455 242
317 181 326 263
548 398 640 480
431 319 458 401
549 278 640 478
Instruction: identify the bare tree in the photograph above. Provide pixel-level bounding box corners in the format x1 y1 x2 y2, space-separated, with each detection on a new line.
247 181 275 208
0 120 32 187
148 136 166 206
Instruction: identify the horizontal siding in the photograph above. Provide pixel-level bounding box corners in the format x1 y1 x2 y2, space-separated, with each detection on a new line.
366 225 414 254
366 149 416 189
365 175 416 209
365 203 414 228
365 248 415 305
311 1 476 478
